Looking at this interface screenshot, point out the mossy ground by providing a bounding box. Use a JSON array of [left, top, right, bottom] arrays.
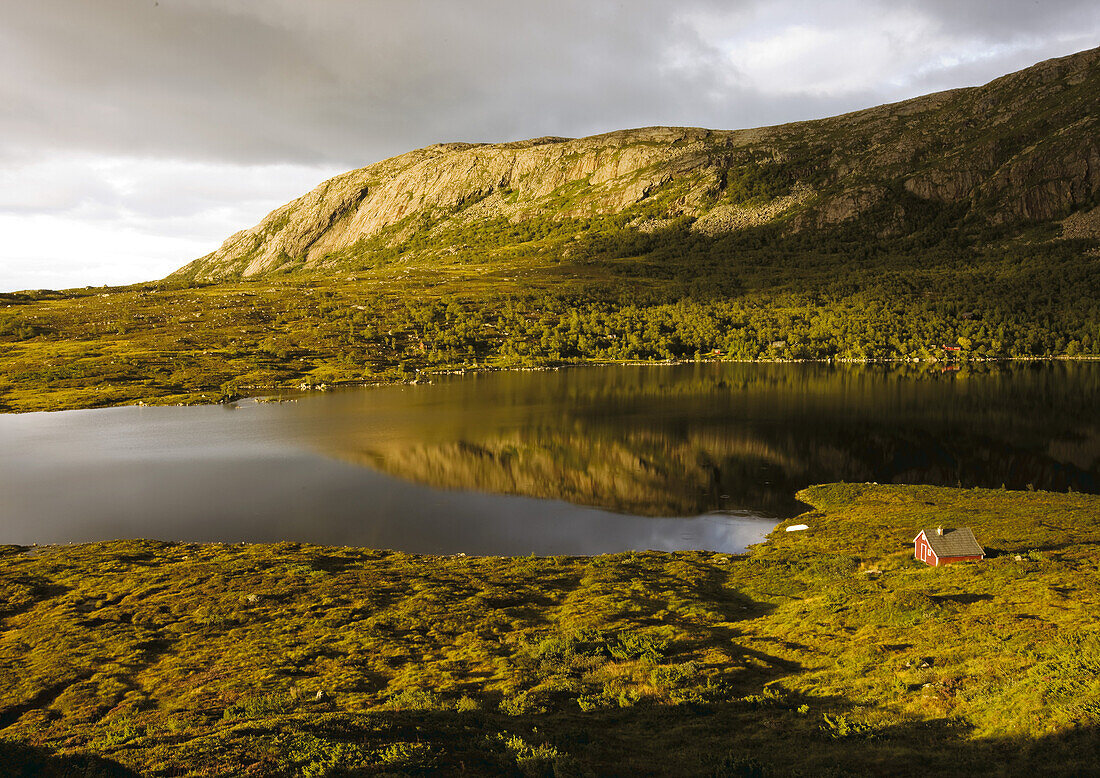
[[2, 485, 1099, 775]]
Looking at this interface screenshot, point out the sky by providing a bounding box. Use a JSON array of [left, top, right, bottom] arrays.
[[1, 0, 1097, 292]]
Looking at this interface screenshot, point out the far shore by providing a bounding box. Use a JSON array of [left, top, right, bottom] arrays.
[[6, 353, 1095, 415]]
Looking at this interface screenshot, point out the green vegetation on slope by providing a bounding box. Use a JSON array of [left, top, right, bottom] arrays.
[[2, 485, 1099, 775], [1, 206, 1098, 413]]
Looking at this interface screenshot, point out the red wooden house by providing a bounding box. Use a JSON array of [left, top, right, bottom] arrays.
[[914, 526, 984, 566]]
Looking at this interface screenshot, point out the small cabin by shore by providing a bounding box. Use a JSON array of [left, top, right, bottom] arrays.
[[914, 526, 984, 566]]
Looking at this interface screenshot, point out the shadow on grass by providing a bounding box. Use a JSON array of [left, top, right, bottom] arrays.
[[198, 703, 1100, 777], [0, 739, 139, 778]]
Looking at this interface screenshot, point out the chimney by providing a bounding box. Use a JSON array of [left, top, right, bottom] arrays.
[[936, 526, 943, 536]]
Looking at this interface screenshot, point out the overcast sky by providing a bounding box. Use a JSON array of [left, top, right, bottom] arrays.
[[1, 0, 1097, 292]]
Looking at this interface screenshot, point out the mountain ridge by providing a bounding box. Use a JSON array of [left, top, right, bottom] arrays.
[[174, 46, 1100, 282]]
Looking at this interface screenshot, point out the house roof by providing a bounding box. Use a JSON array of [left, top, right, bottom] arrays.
[[919, 527, 984, 558]]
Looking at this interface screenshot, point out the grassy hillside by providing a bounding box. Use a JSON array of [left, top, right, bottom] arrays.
[[1, 484, 1098, 775]]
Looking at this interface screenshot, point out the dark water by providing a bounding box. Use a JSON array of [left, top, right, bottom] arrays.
[[1, 362, 1097, 554]]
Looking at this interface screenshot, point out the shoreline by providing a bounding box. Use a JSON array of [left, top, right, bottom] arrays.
[[206, 353, 1100, 412], [0, 481, 1075, 560], [2, 483, 1098, 775], [9, 353, 1095, 416]]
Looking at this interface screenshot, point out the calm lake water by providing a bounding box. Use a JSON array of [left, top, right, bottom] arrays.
[[1, 362, 1097, 554]]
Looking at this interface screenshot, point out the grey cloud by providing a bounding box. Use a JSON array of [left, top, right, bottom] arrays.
[[0, 0, 1096, 171], [2, 0, 731, 166], [902, 0, 1100, 38]]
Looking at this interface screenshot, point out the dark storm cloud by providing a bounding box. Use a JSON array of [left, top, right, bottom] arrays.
[[3, 0, 1092, 171]]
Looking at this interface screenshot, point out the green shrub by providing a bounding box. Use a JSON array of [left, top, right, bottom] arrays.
[[374, 741, 438, 767], [820, 712, 876, 740], [384, 687, 444, 711], [455, 694, 481, 712], [500, 689, 550, 715], [650, 661, 698, 689], [222, 692, 295, 720], [276, 732, 368, 775]]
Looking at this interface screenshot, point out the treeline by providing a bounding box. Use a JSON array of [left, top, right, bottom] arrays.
[[296, 206, 1099, 375], [309, 283, 1095, 378]]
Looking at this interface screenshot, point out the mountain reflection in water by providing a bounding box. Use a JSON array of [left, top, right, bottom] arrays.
[[292, 362, 1100, 517]]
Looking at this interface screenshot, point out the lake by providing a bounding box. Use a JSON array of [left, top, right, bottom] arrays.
[[1, 362, 1097, 554]]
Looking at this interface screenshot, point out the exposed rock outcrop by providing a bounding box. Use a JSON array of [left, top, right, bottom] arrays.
[[174, 47, 1100, 282]]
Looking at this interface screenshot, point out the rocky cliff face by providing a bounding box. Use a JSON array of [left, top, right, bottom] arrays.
[[175, 47, 1100, 281]]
